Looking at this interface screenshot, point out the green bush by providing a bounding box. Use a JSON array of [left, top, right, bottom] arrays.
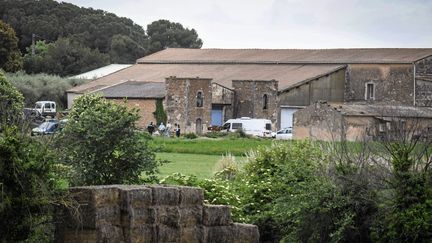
[[205, 131, 228, 138], [57, 94, 160, 185], [184, 132, 198, 139], [371, 141, 432, 242], [0, 72, 24, 125], [0, 126, 64, 242]]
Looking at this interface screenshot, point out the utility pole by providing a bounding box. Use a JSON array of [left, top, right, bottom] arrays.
[[31, 33, 35, 55]]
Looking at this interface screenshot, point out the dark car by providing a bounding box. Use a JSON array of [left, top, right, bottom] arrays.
[[31, 119, 66, 136]]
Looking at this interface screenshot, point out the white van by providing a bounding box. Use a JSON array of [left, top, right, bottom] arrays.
[[35, 101, 56, 117], [222, 117, 273, 137]]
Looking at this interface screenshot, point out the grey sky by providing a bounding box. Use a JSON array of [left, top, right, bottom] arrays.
[[61, 0, 432, 48]]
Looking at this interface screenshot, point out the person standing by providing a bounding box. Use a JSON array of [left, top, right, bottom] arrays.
[[147, 122, 155, 135], [158, 122, 165, 136], [166, 122, 172, 137], [176, 124, 181, 138]]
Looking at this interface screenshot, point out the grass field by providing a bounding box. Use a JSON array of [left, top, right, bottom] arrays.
[[156, 152, 222, 178], [151, 137, 273, 156]]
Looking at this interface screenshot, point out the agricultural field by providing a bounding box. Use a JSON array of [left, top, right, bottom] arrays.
[[152, 136, 274, 178], [150, 136, 273, 156]]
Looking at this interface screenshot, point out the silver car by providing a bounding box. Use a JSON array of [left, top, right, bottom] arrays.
[[275, 127, 293, 140]]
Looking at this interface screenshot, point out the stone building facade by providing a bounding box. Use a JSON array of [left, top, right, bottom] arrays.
[[165, 77, 213, 134], [294, 102, 432, 141], [232, 80, 279, 128], [67, 48, 432, 134]]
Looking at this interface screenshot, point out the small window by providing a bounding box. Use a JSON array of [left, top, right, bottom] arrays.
[[232, 123, 243, 129], [386, 122, 392, 131], [263, 94, 268, 110], [365, 83, 375, 100], [44, 103, 51, 108], [378, 123, 385, 132], [265, 123, 271, 130], [196, 91, 203, 107]]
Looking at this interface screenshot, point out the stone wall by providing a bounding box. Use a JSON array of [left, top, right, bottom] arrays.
[[55, 185, 259, 243], [293, 101, 345, 141], [232, 80, 278, 128], [109, 98, 158, 129], [345, 64, 414, 105], [165, 77, 213, 134], [415, 56, 432, 107]]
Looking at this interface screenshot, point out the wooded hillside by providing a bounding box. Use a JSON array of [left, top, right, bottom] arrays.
[[0, 0, 202, 75]]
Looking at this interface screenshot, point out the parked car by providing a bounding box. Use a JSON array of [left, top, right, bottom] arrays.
[[222, 117, 273, 137], [35, 101, 56, 117], [275, 127, 293, 140], [31, 120, 61, 136]]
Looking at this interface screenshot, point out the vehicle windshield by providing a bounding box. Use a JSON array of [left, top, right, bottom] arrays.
[[35, 103, 42, 109], [38, 122, 55, 130], [222, 123, 230, 130]]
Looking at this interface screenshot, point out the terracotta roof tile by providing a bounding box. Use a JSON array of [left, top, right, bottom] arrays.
[[68, 63, 345, 93], [138, 48, 432, 64]]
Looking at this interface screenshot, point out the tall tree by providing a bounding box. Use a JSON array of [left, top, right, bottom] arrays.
[[0, 20, 22, 72], [147, 19, 203, 54], [0, 0, 148, 63], [23, 38, 109, 76]]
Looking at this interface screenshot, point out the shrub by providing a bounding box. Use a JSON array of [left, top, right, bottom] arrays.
[[371, 140, 432, 242], [184, 132, 198, 139], [56, 94, 160, 185], [0, 126, 63, 242], [227, 129, 251, 139], [0, 72, 24, 126], [205, 131, 228, 138], [213, 153, 240, 180]]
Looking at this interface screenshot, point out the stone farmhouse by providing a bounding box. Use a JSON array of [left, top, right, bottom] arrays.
[[67, 48, 432, 137]]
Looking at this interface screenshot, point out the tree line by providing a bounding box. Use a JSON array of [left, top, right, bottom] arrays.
[[0, 0, 202, 76]]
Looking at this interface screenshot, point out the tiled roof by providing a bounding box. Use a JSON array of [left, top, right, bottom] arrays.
[[93, 81, 165, 99], [68, 63, 345, 93], [138, 48, 432, 64]]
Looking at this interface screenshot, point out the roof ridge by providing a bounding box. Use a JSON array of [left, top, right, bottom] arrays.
[[166, 47, 432, 51]]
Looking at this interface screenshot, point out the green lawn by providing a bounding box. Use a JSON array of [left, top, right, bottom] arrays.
[[151, 137, 273, 156], [156, 152, 222, 179]]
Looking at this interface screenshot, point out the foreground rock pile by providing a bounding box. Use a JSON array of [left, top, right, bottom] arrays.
[[55, 185, 259, 243]]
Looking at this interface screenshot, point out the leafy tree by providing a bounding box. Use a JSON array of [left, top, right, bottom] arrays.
[[0, 0, 148, 62], [372, 139, 432, 242], [0, 20, 22, 72], [0, 76, 62, 241], [23, 38, 110, 76], [0, 126, 61, 242], [109, 34, 147, 64], [147, 19, 203, 54], [0, 72, 24, 125], [57, 94, 160, 185]]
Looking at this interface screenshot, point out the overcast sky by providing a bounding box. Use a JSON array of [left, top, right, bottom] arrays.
[[61, 0, 432, 49]]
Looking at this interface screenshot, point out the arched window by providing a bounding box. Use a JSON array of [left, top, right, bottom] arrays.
[[196, 91, 203, 107], [263, 94, 268, 110]]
